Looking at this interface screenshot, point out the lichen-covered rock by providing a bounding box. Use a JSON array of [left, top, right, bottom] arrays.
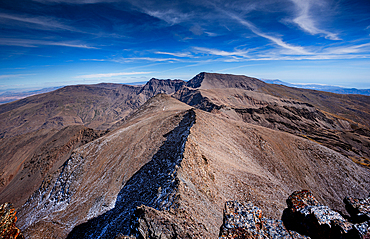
[[283, 190, 361, 239], [286, 190, 320, 212], [219, 201, 308, 239], [0, 203, 24, 239]]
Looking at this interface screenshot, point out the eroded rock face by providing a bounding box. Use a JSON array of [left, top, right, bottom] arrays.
[[0, 203, 24, 239]]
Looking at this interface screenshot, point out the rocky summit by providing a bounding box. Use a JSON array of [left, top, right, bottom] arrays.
[[0, 72, 369, 238]]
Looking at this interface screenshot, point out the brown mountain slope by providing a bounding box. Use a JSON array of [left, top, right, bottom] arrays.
[[16, 94, 370, 238], [184, 72, 370, 128], [0, 79, 186, 138], [260, 83, 370, 129], [0, 125, 105, 208], [174, 72, 370, 166]]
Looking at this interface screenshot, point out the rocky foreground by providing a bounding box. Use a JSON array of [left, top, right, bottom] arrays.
[[220, 190, 370, 239], [4, 190, 370, 238]]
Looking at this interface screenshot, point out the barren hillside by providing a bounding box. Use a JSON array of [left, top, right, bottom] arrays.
[[0, 72, 369, 238]]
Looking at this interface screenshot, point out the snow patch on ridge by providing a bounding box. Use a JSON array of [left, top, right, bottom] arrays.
[[18, 153, 85, 229]]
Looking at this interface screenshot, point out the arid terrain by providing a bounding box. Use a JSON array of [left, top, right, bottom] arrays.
[[1, 72, 370, 238]]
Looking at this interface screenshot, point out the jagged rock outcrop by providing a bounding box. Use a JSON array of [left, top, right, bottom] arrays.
[[0, 203, 24, 239], [138, 78, 185, 98], [220, 191, 370, 239], [282, 190, 358, 238], [219, 200, 309, 239]]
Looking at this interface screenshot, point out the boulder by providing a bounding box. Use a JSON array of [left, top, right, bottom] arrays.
[[283, 190, 364, 239], [219, 201, 308, 238]]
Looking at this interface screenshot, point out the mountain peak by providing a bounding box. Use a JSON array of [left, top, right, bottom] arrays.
[[186, 72, 266, 90], [138, 78, 185, 97]]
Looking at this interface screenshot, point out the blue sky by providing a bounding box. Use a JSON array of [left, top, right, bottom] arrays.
[[1, 0, 370, 90]]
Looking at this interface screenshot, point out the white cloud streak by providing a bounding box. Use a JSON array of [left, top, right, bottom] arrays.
[[324, 43, 370, 55], [214, 7, 311, 55], [112, 57, 183, 63], [0, 38, 97, 49], [145, 9, 192, 25], [154, 51, 192, 57], [0, 74, 31, 79], [0, 13, 80, 32], [234, 16, 310, 54], [191, 41, 370, 62], [194, 47, 250, 58], [290, 0, 340, 40], [75, 72, 151, 79]]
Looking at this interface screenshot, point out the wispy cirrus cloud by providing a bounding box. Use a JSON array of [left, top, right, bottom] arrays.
[[112, 57, 184, 63], [324, 42, 370, 55], [0, 13, 80, 32], [0, 74, 33, 79], [290, 0, 340, 40], [154, 51, 192, 57], [145, 9, 192, 25], [75, 71, 151, 79], [194, 47, 250, 58], [230, 14, 310, 55], [191, 41, 370, 62], [0, 38, 98, 49]]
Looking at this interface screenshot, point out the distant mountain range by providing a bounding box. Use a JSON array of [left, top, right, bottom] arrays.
[[1, 79, 368, 105], [261, 79, 370, 96], [0, 86, 63, 104], [0, 82, 148, 105]]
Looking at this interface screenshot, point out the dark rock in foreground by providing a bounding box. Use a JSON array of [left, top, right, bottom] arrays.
[[219, 200, 308, 239], [283, 190, 357, 238], [220, 190, 370, 239], [344, 195, 370, 222]]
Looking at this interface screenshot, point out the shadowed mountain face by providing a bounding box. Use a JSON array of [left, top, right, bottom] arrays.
[[0, 72, 370, 238]]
